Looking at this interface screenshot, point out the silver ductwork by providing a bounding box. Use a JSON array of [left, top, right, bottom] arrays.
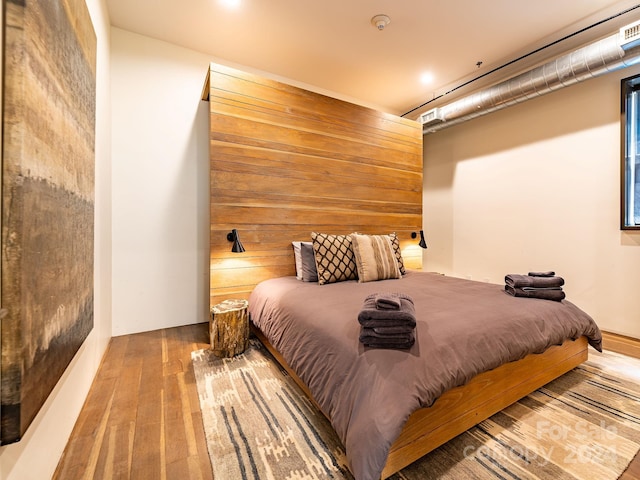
[[421, 20, 640, 134]]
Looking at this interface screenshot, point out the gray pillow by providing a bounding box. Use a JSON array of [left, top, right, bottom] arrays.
[[292, 241, 318, 281]]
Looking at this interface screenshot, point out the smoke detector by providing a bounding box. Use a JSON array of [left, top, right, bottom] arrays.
[[371, 14, 391, 31]]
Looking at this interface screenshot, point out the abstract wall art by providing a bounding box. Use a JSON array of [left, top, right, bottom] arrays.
[[1, 0, 96, 444]]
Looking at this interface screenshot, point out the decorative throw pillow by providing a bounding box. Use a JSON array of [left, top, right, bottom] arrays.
[[300, 241, 318, 282], [351, 234, 401, 283], [388, 232, 406, 275], [292, 241, 304, 280], [311, 232, 358, 285], [292, 241, 318, 281]]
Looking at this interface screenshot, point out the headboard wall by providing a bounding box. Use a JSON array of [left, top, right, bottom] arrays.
[[202, 63, 423, 307]]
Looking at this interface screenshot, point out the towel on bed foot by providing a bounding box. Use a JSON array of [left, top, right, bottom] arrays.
[[360, 328, 415, 349], [374, 293, 401, 310], [528, 271, 555, 277], [362, 339, 415, 349], [358, 294, 416, 328], [505, 273, 564, 288], [372, 325, 415, 335], [373, 292, 414, 310], [360, 327, 413, 341], [505, 285, 566, 301]]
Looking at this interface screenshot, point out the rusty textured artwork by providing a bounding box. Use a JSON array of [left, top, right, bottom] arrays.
[[1, 0, 96, 444]]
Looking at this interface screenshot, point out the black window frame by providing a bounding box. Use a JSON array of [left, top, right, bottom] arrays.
[[621, 73, 640, 230]]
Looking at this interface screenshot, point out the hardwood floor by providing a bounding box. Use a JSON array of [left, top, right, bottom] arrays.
[[53, 324, 213, 480], [55, 323, 640, 479]]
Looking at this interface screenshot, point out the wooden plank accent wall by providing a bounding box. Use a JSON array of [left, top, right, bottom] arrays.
[[203, 63, 424, 307]]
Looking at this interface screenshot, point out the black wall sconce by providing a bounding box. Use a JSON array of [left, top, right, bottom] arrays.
[[411, 230, 427, 249], [227, 229, 245, 253]]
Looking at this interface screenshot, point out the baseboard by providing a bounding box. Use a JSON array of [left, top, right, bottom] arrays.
[[601, 330, 640, 359]]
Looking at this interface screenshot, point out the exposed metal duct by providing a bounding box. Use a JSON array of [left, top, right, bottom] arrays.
[[421, 20, 640, 134]]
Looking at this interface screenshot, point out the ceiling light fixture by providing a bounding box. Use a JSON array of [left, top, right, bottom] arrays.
[[371, 14, 390, 31], [420, 72, 434, 85], [219, 0, 241, 9]]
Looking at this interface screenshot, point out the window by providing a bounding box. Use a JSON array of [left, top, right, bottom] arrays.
[[622, 74, 640, 229]]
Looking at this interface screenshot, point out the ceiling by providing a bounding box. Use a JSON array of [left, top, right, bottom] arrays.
[[106, 0, 640, 118]]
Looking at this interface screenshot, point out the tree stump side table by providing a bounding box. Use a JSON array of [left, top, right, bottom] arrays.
[[210, 299, 249, 358]]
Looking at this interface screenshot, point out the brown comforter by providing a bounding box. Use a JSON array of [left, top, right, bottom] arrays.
[[248, 271, 602, 480]]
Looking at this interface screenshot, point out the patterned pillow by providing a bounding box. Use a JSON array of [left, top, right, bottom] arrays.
[[388, 232, 406, 275], [311, 232, 358, 285], [351, 232, 406, 275], [351, 234, 401, 283]]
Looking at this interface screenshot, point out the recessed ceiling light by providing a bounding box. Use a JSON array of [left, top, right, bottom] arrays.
[[420, 72, 434, 84], [220, 0, 241, 8]]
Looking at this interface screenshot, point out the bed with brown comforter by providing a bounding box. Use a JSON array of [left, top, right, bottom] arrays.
[[248, 270, 602, 480]]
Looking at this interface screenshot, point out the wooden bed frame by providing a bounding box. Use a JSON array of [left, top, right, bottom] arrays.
[[252, 325, 588, 479]]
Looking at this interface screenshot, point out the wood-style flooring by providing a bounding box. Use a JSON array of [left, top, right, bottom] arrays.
[[55, 322, 640, 479], [53, 323, 213, 480]]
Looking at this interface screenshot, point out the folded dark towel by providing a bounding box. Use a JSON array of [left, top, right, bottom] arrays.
[[367, 293, 413, 310], [361, 328, 415, 349], [505, 285, 566, 301], [358, 295, 416, 328], [372, 325, 415, 335], [528, 271, 555, 277], [360, 327, 414, 341], [363, 339, 415, 350], [374, 293, 401, 310], [505, 274, 564, 288]]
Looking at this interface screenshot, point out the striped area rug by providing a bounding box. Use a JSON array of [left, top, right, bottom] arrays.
[[191, 340, 640, 480]]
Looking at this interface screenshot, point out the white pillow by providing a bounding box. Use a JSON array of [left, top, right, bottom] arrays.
[[292, 242, 303, 280]]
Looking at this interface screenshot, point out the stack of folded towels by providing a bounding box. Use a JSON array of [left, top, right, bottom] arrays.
[[357, 293, 416, 349], [504, 271, 565, 301]]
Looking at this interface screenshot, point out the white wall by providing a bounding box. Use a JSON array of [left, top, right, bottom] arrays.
[[108, 27, 392, 337], [110, 28, 212, 336], [424, 65, 640, 340], [0, 0, 113, 478]]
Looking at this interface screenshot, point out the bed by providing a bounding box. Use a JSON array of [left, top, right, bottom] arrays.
[[248, 270, 602, 480], [204, 64, 602, 480]]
